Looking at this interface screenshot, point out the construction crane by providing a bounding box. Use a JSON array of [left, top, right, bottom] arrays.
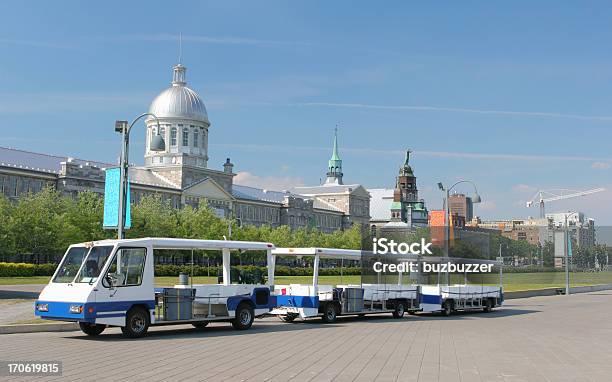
[[526, 188, 605, 218]]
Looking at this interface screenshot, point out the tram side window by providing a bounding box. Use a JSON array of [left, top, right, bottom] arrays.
[[103, 248, 147, 287]]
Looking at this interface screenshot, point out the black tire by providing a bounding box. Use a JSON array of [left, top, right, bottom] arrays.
[[79, 322, 106, 336], [483, 299, 493, 313], [232, 303, 254, 330], [392, 301, 406, 318], [321, 303, 337, 323], [121, 307, 150, 338], [441, 301, 453, 317], [279, 313, 298, 322], [192, 322, 209, 328]]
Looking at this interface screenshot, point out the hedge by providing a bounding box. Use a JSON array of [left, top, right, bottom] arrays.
[[2, 262, 589, 279], [0, 263, 57, 277], [0, 263, 362, 278], [154, 265, 362, 277], [500, 266, 563, 273]]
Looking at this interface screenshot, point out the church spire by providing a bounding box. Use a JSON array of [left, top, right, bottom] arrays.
[[325, 126, 343, 185], [331, 126, 340, 161]]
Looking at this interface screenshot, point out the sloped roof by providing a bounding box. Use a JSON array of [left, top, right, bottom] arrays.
[[0, 146, 111, 174], [129, 168, 180, 190], [233, 184, 345, 214], [0, 147, 178, 190], [294, 183, 363, 195], [312, 197, 344, 213], [232, 184, 291, 204], [368, 188, 393, 221]]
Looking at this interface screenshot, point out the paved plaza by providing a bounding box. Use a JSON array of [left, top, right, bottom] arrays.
[[1, 292, 611, 381]]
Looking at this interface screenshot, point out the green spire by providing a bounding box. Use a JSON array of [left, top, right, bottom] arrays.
[[330, 127, 340, 161], [325, 126, 343, 185]]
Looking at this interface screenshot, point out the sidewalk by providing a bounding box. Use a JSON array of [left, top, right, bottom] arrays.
[[0, 299, 36, 325], [0, 284, 45, 299]]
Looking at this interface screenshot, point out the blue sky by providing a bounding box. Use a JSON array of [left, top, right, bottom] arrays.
[[1, 1, 611, 223]]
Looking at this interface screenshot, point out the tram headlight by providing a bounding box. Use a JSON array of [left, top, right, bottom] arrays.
[[69, 305, 83, 314], [36, 303, 49, 312]]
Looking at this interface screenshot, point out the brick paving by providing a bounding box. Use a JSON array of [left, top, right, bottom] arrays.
[[1, 292, 611, 381]]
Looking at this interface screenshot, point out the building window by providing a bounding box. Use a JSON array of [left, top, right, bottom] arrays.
[[201, 128, 206, 148], [159, 126, 166, 150], [193, 127, 199, 147], [170, 127, 177, 146], [182, 128, 189, 147]]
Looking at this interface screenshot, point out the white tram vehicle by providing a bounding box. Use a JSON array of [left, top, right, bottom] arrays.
[[418, 256, 504, 316], [35, 238, 275, 337], [269, 247, 421, 323]]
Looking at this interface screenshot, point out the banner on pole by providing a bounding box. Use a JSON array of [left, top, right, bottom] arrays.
[[103, 167, 131, 229]]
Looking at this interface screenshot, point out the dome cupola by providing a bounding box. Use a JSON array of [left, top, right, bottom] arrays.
[[148, 64, 210, 125], [145, 63, 211, 169]]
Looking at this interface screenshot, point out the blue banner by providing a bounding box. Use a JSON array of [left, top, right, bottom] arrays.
[[103, 167, 131, 229]]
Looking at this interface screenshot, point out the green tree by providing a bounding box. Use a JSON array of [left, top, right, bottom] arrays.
[[129, 194, 180, 238], [61, 191, 111, 245], [0, 195, 14, 258], [176, 202, 227, 240], [9, 187, 67, 257]]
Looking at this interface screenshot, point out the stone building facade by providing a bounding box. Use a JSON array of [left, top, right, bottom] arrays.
[[292, 129, 371, 228], [0, 62, 367, 233]]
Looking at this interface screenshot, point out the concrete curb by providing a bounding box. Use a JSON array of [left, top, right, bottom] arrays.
[[505, 283, 612, 299], [0, 322, 79, 335]]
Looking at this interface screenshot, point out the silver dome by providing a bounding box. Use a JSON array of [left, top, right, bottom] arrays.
[[148, 64, 210, 125]]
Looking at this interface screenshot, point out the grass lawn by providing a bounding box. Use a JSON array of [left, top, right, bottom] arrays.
[[1, 273, 611, 292], [0, 276, 51, 285]]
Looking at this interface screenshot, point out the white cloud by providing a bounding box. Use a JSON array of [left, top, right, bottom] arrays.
[[213, 142, 612, 163], [234, 171, 305, 191], [591, 161, 611, 170], [127, 33, 312, 47], [0, 92, 149, 114], [513, 184, 535, 192], [288, 102, 612, 122]]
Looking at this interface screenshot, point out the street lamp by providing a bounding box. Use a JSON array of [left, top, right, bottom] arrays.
[[115, 113, 165, 239], [438, 180, 482, 257]]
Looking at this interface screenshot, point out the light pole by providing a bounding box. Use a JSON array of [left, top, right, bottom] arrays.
[[115, 113, 165, 240], [564, 213, 570, 295], [437, 180, 482, 257]]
